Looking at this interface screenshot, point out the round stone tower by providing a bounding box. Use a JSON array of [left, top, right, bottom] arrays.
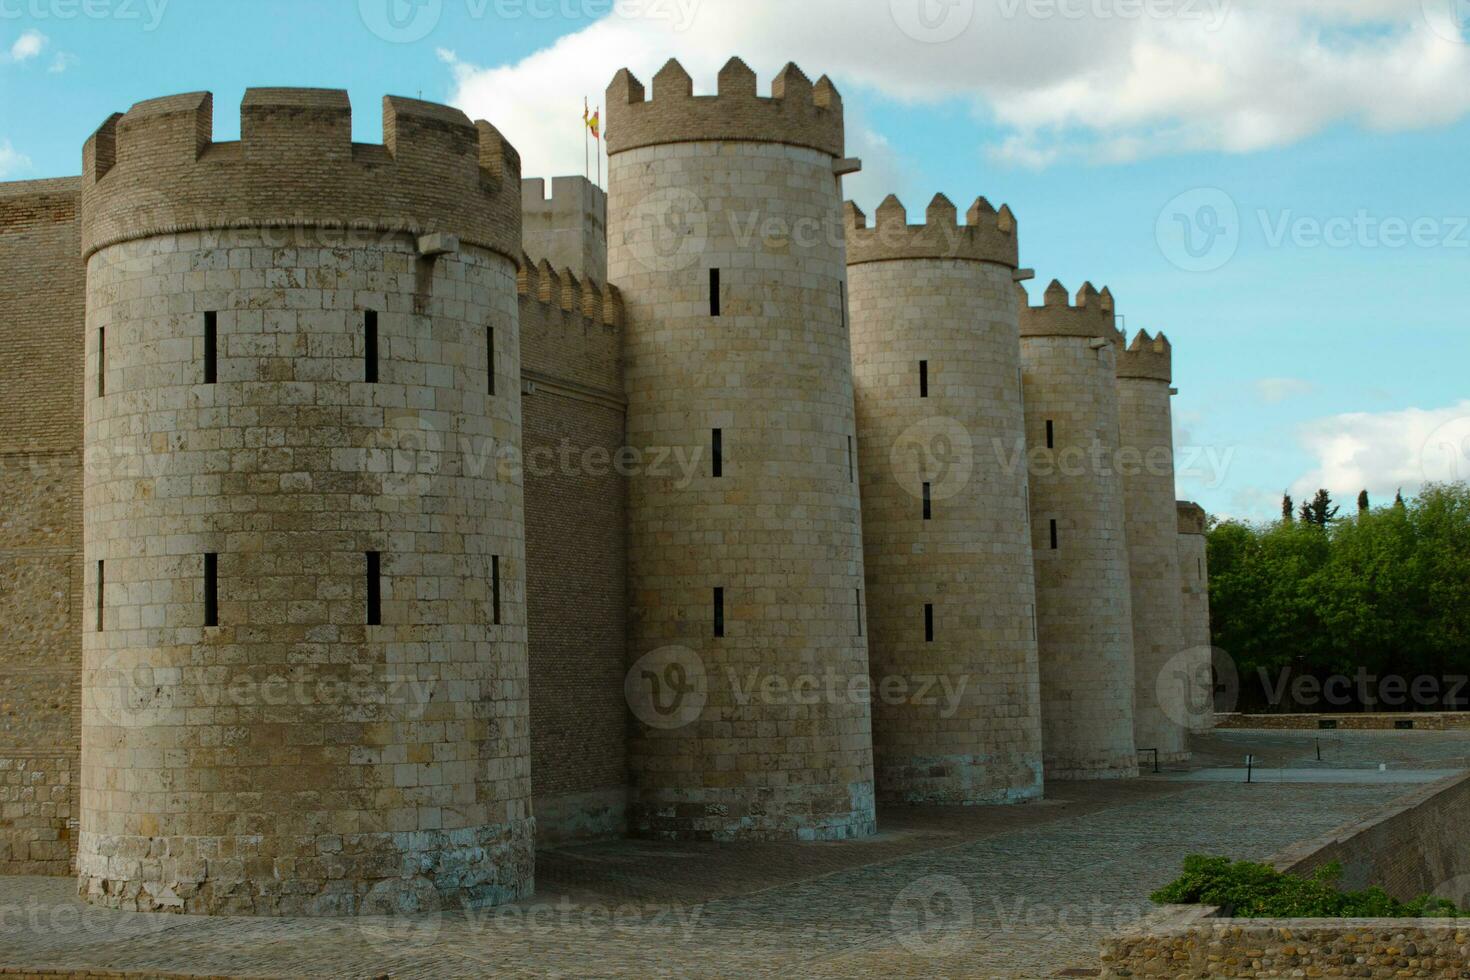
[[1019, 281, 1139, 779], [1176, 501, 1214, 731], [1116, 330, 1190, 763], [606, 58, 875, 840], [79, 89, 534, 914], [846, 193, 1043, 804]]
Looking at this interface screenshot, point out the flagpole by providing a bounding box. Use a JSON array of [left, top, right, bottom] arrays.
[[584, 97, 590, 182]]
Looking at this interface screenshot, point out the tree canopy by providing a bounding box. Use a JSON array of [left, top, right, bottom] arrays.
[[1207, 482, 1470, 712]]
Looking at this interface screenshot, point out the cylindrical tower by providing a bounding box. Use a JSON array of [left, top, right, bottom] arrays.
[[1176, 501, 1214, 731], [606, 58, 875, 840], [846, 193, 1043, 804], [1019, 281, 1139, 779], [79, 89, 534, 914], [1117, 330, 1190, 762]]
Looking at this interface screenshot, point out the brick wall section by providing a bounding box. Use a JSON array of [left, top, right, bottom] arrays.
[[0, 178, 85, 876], [1019, 283, 1139, 779], [517, 260, 630, 843], [848, 194, 1043, 805]]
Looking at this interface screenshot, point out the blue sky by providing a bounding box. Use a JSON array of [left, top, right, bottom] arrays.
[[2, 0, 1467, 521]]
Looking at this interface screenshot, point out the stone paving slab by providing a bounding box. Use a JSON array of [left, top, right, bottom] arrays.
[[4, 731, 1468, 979]]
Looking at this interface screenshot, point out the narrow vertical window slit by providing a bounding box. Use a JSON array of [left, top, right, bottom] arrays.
[[366, 551, 381, 625], [204, 552, 218, 627], [364, 311, 379, 383]]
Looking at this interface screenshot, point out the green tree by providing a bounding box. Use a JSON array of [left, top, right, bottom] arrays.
[[1299, 488, 1340, 527], [1207, 483, 1470, 713], [1358, 489, 1370, 514], [1282, 492, 1294, 523]]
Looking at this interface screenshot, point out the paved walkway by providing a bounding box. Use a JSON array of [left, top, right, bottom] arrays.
[[3, 730, 1467, 979]]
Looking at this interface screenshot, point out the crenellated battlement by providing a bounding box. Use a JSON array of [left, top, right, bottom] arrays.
[[517, 256, 623, 330], [521, 175, 607, 283], [1019, 279, 1120, 340], [845, 193, 1017, 268], [80, 88, 521, 261], [605, 57, 844, 158], [1116, 329, 1173, 382], [1177, 501, 1207, 535]]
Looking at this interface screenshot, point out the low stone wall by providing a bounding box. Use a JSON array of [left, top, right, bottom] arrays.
[[1215, 712, 1470, 731], [1272, 772, 1470, 901], [1102, 907, 1470, 978], [1102, 774, 1470, 977]]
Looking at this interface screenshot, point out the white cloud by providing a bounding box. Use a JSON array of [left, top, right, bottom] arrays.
[[1254, 378, 1317, 404], [49, 51, 78, 73], [1290, 400, 1470, 504], [8, 29, 46, 62], [0, 141, 30, 179], [437, 0, 1470, 183]]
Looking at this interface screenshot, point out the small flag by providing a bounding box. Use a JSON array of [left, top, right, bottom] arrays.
[[587, 107, 600, 140]]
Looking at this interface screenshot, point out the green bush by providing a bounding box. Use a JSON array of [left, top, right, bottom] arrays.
[[1150, 855, 1464, 918]]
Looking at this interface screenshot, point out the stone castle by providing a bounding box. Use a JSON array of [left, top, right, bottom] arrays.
[[0, 58, 1213, 915]]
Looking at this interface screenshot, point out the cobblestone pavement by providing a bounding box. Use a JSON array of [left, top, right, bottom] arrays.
[[3, 730, 1467, 979]]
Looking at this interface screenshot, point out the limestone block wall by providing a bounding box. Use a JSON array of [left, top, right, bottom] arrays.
[[847, 193, 1043, 804], [521, 177, 607, 284], [77, 89, 533, 916], [0, 178, 85, 875], [1117, 331, 1189, 763], [1177, 501, 1214, 731], [607, 58, 875, 841], [517, 260, 630, 843], [1019, 282, 1138, 779]]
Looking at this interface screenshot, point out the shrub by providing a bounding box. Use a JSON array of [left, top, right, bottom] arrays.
[[1150, 855, 1464, 918]]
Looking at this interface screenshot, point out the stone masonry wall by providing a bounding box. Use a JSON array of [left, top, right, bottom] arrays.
[[1118, 336, 1189, 763], [607, 91, 875, 840], [1019, 286, 1138, 779], [517, 260, 629, 843], [1178, 501, 1214, 731], [1273, 772, 1470, 903], [849, 227, 1043, 804], [1102, 907, 1470, 978], [521, 178, 607, 284], [0, 178, 85, 875], [80, 228, 533, 915]]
